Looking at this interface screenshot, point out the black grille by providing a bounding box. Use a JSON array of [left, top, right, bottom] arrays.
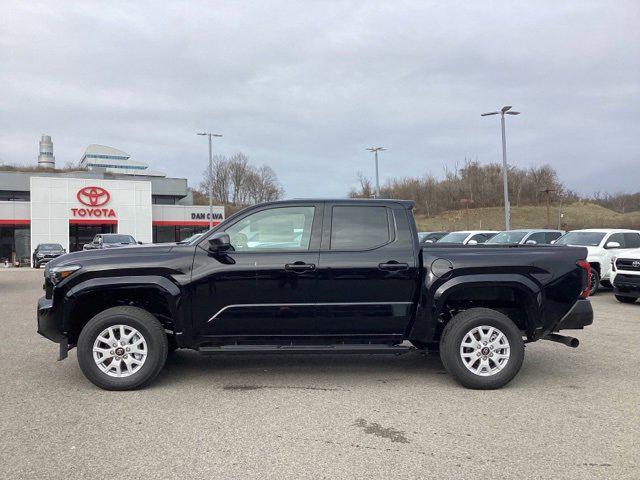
[[616, 258, 640, 272]]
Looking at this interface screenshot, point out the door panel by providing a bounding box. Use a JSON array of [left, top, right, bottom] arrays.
[[191, 203, 323, 340], [315, 204, 418, 335]]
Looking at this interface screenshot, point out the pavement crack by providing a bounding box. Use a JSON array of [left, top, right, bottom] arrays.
[[222, 384, 342, 392]]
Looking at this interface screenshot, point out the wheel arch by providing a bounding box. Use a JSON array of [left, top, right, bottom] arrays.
[[62, 276, 183, 346], [432, 275, 541, 340]]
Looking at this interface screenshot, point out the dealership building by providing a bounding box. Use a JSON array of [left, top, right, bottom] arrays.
[[0, 138, 224, 264]]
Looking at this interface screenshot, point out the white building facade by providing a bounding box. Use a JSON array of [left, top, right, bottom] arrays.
[[0, 172, 224, 265]]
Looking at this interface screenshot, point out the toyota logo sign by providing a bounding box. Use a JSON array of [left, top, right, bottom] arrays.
[[633, 260, 640, 268], [77, 186, 110, 207]]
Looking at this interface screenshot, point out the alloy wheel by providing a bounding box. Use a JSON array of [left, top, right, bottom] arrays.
[[92, 324, 148, 377], [459, 325, 510, 376]]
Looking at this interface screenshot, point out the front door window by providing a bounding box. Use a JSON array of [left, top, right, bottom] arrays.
[[226, 206, 315, 251]]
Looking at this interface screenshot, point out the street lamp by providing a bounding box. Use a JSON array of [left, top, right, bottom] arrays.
[[197, 132, 223, 229], [481, 106, 520, 230], [366, 147, 386, 198]]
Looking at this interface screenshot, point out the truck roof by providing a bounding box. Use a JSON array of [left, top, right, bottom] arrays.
[[280, 198, 416, 208]]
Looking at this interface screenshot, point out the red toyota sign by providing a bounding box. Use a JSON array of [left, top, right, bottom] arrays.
[[72, 186, 116, 219], [77, 186, 110, 207]]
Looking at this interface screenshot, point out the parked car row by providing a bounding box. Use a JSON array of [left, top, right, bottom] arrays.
[[418, 229, 564, 246]]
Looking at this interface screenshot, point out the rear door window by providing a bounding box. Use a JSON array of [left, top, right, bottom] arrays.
[[330, 206, 391, 250]]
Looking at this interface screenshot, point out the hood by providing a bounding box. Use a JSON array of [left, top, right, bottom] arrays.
[[47, 243, 177, 268]]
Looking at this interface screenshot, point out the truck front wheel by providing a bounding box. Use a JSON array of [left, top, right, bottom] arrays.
[[77, 306, 168, 390], [439, 308, 525, 389]]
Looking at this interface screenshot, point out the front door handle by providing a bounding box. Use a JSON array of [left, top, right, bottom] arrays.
[[378, 261, 409, 271], [285, 262, 316, 273]]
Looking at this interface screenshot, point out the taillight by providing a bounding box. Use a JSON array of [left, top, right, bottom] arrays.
[[577, 260, 591, 298]]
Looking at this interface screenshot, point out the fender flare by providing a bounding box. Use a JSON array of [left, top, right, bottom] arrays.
[[433, 274, 542, 334], [62, 275, 183, 339]]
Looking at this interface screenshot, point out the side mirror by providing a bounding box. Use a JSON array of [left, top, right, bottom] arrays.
[[605, 241, 621, 249], [467, 239, 478, 246], [425, 239, 434, 244], [208, 232, 232, 254], [525, 240, 537, 245], [137, 241, 143, 245]]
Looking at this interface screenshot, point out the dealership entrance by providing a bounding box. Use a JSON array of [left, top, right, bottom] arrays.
[[69, 222, 116, 252]]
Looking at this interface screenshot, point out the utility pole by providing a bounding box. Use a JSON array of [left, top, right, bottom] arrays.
[[366, 147, 386, 198], [541, 187, 555, 229], [481, 106, 520, 230], [197, 132, 223, 229]]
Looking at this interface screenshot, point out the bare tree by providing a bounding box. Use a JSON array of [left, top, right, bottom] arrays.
[[198, 152, 283, 207]]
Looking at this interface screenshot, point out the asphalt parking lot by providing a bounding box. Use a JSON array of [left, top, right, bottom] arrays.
[[1, 269, 638, 479]]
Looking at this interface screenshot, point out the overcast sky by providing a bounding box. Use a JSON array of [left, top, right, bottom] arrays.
[[1, 1, 638, 198]]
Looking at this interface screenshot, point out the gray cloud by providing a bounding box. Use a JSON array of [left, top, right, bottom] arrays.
[[1, 0, 638, 197]]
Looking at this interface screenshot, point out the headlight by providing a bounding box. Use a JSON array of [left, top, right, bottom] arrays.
[[49, 265, 81, 285], [37, 253, 44, 257]]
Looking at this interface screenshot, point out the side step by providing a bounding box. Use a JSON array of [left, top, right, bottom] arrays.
[[198, 344, 414, 355]]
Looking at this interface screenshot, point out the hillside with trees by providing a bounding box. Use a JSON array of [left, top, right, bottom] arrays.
[[349, 160, 640, 229]]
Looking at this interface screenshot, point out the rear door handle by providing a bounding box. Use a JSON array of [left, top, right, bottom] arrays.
[[378, 261, 409, 271], [285, 262, 316, 272]]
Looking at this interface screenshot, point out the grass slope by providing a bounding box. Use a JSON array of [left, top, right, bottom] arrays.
[[415, 202, 640, 232]]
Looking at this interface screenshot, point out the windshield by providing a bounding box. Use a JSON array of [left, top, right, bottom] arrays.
[[437, 232, 469, 244], [103, 235, 135, 244], [555, 232, 606, 247], [39, 243, 63, 250], [486, 231, 528, 244]]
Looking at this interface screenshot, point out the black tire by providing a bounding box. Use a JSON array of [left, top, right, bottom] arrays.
[[77, 306, 168, 390], [439, 308, 525, 390], [615, 295, 637, 304], [589, 269, 600, 296]]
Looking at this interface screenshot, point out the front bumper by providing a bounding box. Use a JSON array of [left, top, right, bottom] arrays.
[[37, 296, 69, 360], [613, 273, 640, 297], [37, 296, 64, 343], [554, 299, 593, 330]]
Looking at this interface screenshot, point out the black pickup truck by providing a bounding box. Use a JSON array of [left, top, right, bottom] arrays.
[[37, 199, 593, 390]]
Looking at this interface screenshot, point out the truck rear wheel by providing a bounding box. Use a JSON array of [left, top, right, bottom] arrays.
[[439, 308, 525, 389], [77, 306, 168, 390]]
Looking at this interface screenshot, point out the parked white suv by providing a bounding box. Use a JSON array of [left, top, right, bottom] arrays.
[[611, 249, 640, 304], [555, 229, 640, 294]]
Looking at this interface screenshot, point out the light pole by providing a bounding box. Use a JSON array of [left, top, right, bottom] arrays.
[[366, 147, 385, 198], [481, 106, 520, 230], [197, 132, 223, 229]]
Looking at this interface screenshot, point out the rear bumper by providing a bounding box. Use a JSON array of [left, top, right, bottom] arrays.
[[554, 299, 593, 330]]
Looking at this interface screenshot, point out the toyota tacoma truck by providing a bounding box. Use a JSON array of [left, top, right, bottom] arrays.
[[37, 199, 593, 391], [611, 249, 640, 304]]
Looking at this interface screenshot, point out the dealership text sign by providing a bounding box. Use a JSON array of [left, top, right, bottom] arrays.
[[191, 212, 223, 220], [72, 186, 116, 218]]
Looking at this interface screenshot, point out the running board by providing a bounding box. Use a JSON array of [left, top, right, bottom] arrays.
[[198, 344, 414, 355]]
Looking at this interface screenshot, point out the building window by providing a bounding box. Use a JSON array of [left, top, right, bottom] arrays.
[[0, 191, 30, 201], [0, 226, 30, 265], [152, 196, 177, 205]]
